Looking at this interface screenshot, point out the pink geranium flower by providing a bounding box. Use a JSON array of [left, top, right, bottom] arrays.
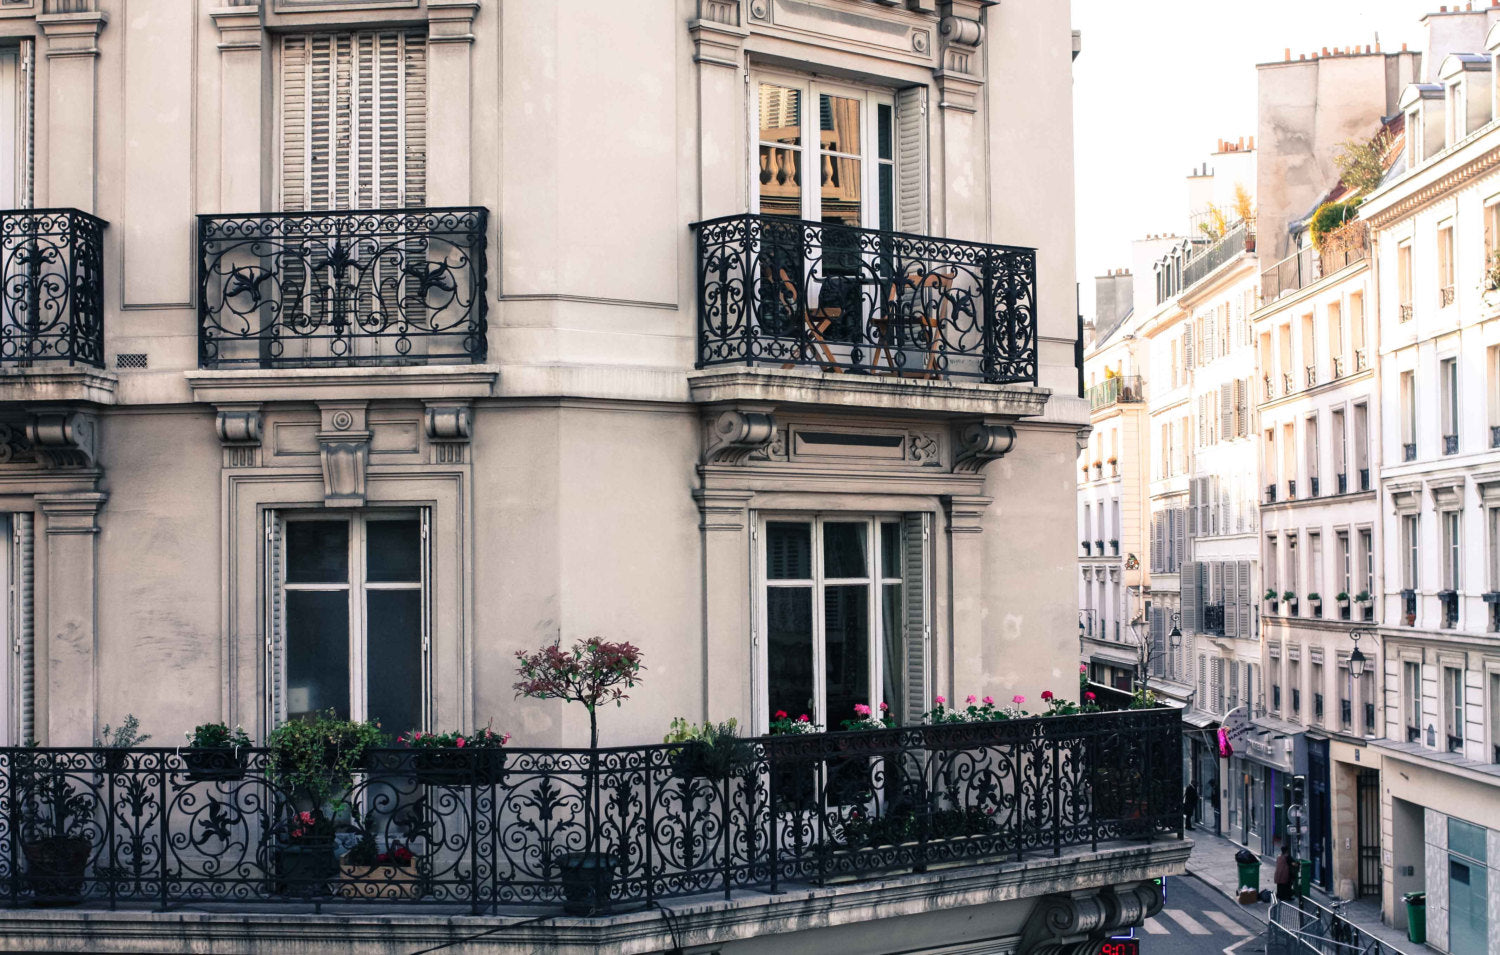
[[1012, 695, 1026, 705], [934, 695, 946, 705], [455, 737, 466, 748], [1079, 664, 1087, 674], [983, 696, 994, 705], [878, 702, 889, 711], [797, 714, 809, 722], [1085, 691, 1096, 701], [853, 703, 871, 716], [1041, 690, 1054, 701], [966, 694, 978, 705]]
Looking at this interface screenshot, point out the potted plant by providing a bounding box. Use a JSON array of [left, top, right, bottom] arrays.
[[277, 809, 338, 897], [1336, 592, 1350, 607], [16, 756, 95, 905], [515, 636, 645, 915], [267, 710, 385, 810], [338, 826, 419, 900], [1265, 588, 1279, 610], [398, 724, 510, 787], [95, 715, 150, 773], [1282, 590, 1298, 613], [1307, 592, 1322, 616], [1107, 456, 1118, 474], [182, 722, 252, 781], [663, 717, 752, 781]]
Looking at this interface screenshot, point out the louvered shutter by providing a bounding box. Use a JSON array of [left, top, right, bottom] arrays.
[[1238, 559, 1252, 637], [1220, 384, 1233, 445], [1198, 655, 1208, 700], [1197, 395, 1206, 447], [1212, 657, 1224, 711], [1188, 479, 1199, 537], [1229, 661, 1240, 708], [1210, 475, 1221, 534], [894, 86, 927, 233], [11, 513, 32, 744], [1183, 327, 1194, 367], [281, 31, 427, 212], [902, 512, 930, 725], [265, 511, 284, 733], [1174, 507, 1187, 570], [1225, 561, 1240, 638], [1183, 560, 1201, 633], [1205, 314, 1217, 364]]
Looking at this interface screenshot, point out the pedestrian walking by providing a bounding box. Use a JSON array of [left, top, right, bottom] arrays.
[[1274, 844, 1296, 901], [1183, 782, 1198, 830]]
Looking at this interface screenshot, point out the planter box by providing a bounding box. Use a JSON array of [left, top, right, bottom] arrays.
[[560, 852, 615, 915], [337, 861, 421, 900], [408, 748, 506, 787], [22, 836, 91, 906], [275, 841, 338, 897], [182, 748, 248, 781]]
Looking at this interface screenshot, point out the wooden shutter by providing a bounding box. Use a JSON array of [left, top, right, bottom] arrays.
[[901, 512, 930, 725], [1238, 559, 1252, 638], [1174, 507, 1186, 570], [265, 511, 284, 734], [11, 513, 32, 744], [1183, 327, 1193, 367], [1224, 561, 1240, 637], [1220, 384, 1233, 444], [281, 31, 427, 212], [1151, 514, 1163, 572], [894, 86, 927, 233], [1182, 560, 1201, 633]]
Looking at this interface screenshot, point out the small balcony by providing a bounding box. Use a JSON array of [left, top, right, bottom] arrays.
[[1305, 364, 1316, 388], [0, 209, 107, 369], [1443, 434, 1459, 455], [1407, 725, 1421, 743], [1359, 468, 1370, 491], [1447, 733, 1464, 754], [1287, 479, 1297, 499], [1402, 443, 1416, 462], [1087, 375, 1144, 410], [1337, 472, 1347, 494], [1309, 476, 1319, 497], [1399, 303, 1413, 322], [0, 710, 1180, 912], [1354, 348, 1368, 371], [1203, 604, 1225, 635], [1439, 589, 1458, 628], [197, 208, 489, 369], [692, 215, 1037, 384], [1265, 483, 1277, 503], [1364, 703, 1376, 733]]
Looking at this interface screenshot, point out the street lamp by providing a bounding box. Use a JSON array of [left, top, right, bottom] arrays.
[[1349, 628, 1369, 679], [1168, 610, 1183, 647]]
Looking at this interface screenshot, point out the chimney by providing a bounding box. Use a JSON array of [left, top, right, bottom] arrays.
[[1402, 42, 1408, 51], [1284, 47, 1291, 61]]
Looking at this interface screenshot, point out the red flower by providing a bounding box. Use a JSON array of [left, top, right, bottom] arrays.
[[1041, 690, 1054, 701], [393, 845, 414, 865], [797, 714, 809, 722], [375, 852, 390, 865], [1085, 691, 1096, 701], [774, 710, 787, 720]]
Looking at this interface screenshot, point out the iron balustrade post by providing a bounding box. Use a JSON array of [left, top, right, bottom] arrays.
[[157, 753, 168, 910], [743, 216, 756, 369], [721, 767, 731, 900], [766, 743, 780, 894], [5, 752, 16, 905], [105, 751, 117, 910], [469, 767, 480, 915], [1051, 731, 1061, 858]]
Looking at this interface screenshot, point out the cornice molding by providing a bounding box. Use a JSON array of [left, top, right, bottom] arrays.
[[1368, 144, 1500, 228]]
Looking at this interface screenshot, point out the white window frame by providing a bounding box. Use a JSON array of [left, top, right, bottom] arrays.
[[752, 513, 919, 735], [1444, 665, 1465, 748], [1443, 509, 1462, 591], [270, 508, 431, 732]]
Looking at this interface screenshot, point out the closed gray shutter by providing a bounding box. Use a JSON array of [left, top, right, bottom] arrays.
[[1151, 514, 1163, 572], [281, 30, 427, 212], [1174, 507, 1187, 570], [1183, 560, 1201, 633], [13, 513, 32, 744], [1237, 378, 1250, 437], [265, 511, 283, 733], [1229, 660, 1240, 708], [1225, 561, 1240, 637], [894, 86, 927, 233], [1238, 560, 1252, 637], [902, 512, 930, 725], [1211, 657, 1224, 712], [1188, 479, 1199, 536]]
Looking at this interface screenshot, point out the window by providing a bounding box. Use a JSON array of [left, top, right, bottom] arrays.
[[1448, 82, 1466, 142], [1339, 657, 1353, 729], [1405, 661, 1423, 742], [1352, 403, 1368, 483], [1397, 240, 1413, 316], [1403, 514, 1421, 590], [1308, 531, 1323, 612], [1444, 510, 1463, 592], [1490, 346, 1500, 447], [1359, 528, 1374, 603], [1312, 660, 1324, 723], [1438, 221, 1456, 305], [1327, 301, 1344, 376], [1360, 668, 1377, 735], [0, 514, 33, 747], [1337, 531, 1352, 613], [1332, 408, 1347, 486], [1487, 201, 1500, 271], [1444, 666, 1465, 752], [271, 511, 429, 734], [755, 78, 901, 230], [1301, 312, 1315, 386], [1490, 673, 1500, 762], [1306, 415, 1320, 492], [0, 44, 33, 210], [1400, 371, 1416, 458], [1350, 291, 1366, 367], [1290, 655, 1301, 715], [760, 515, 926, 729], [280, 32, 427, 211], [1441, 357, 1459, 452], [1446, 817, 1490, 955]]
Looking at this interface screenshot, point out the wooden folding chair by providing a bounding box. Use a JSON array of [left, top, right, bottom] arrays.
[[769, 266, 842, 371], [873, 268, 955, 378]]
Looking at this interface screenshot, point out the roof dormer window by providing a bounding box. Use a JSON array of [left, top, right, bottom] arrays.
[[1408, 109, 1423, 166], [1449, 81, 1466, 142]]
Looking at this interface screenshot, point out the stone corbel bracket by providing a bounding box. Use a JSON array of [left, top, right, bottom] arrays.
[[702, 406, 777, 465], [953, 418, 1015, 473], [209, 4, 261, 52], [691, 0, 747, 67], [424, 400, 473, 465], [935, 0, 985, 112], [26, 408, 98, 469], [317, 402, 370, 508], [1018, 881, 1165, 955], [428, 0, 480, 45], [214, 404, 263, 469]]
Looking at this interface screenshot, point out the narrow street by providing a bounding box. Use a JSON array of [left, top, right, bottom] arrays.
[[1135, 875, 1266, 955]]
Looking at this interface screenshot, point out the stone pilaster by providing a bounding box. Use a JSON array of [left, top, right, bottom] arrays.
[[944, 494, 990, 700], [210, 4, 265, 211], [426, 1, 479, 206], [696, 487, 754, 726], [35, 491, 106, 746], [36, 8, 106, 212], [691, 0, 747, 219]]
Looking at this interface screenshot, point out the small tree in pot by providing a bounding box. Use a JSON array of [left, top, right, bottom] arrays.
[[515, 636, 644, 914]]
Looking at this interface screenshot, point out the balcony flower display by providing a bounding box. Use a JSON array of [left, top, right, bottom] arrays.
[[338, 823, 418, 901], [663, 717, 752, 780], [1336, 592, 1350, 606], [266, 711, 385, 810], [183, 721, 252, 780], [769, 711, 818, 735], [515, 636, 644, 915], [398, 724, 510, 786], [840, 703, 895, 732]]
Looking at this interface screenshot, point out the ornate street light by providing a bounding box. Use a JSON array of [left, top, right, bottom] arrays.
[[1349, 628, 1370, 679], [1168, 610, 1183, 647]]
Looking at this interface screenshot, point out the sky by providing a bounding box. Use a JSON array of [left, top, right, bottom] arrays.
[[1071, 0, 1436, 321]]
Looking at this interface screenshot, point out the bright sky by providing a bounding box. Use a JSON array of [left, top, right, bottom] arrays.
[[1072, 0, 1435, 320]]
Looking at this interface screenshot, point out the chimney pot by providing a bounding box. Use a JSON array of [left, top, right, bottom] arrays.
[[1284, 47, 1291, 61], [1322, 47, 1329, 56], [1300, 53, 1306, 60], [1402, 43, 1408, 51]]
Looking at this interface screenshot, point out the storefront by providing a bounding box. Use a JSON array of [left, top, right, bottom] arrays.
[[1239, 717, 1307, 856]]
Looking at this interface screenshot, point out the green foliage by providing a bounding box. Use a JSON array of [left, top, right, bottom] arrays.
[[186, 722, 251, 749], [1307, 592, 1321, 602], [95, 715, 150, 748], [664, 718, 752, 780], [1282, 591, 1296, 602], [267, 710, 385, 806], [1332, 132, 1391, 197], [398, 723, 509, 749], [1127, 686, 1159, 709], [1355, 590, 1372, 603], [839, 806, 997, 850], [1265, 589, 1278, 601], [1309, 201, 1359, 247], [1336, 592, 1350, 603]]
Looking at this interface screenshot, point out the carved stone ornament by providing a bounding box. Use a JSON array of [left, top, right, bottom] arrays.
[[424, 403, 472, 443], [1017, 881, 1165, 955], [953, 420, 1015, 473], [747, 426, 788, 463], [0, 421, 36, 465], [215, 408, 262, 446], [908, 431, 942, 466], [317, 402, 370, 507], [935, 0, 986, 112], [703, 408, 777, 465], [25, 409, 97, 469]]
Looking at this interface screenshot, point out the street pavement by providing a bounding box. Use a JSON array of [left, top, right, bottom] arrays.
[[1129, 872, 1267, 954]]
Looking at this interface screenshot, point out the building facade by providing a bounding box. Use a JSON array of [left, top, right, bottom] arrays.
[[0, 1, 1186, 952]]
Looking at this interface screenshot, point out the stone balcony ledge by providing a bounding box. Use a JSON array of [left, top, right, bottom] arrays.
[[0, 367, 117, 406], [688, 367, 1051, 418], [185, 364, 500, 405]]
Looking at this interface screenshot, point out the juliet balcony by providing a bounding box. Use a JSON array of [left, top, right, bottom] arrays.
[[0, 709, 1179, 915], [0, 209, 106, 369], [1088, 375, 1144, 411], [197, 208, 488, 369], [691, 215, 1038, 385]]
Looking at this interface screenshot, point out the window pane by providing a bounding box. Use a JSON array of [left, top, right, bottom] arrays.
[[880, 522, 900, 579], [821, 156, 861, 228], [759, 84, 801, 219], [824, 584, 870, 725], [1449, 817, 1486, 862], [881, 581, 902, 719], [286, 521, 348, 584], [367, 518, 421, 583], [824, 521, 867, 578], [766, 522, 812, 580], [767, 587, 814, 721], [367, 589, 422, 735], [286, 590, 349, 720], [878, 162, 893, 232], [876, 103, 892, 160], [820, 94, 861, 226]]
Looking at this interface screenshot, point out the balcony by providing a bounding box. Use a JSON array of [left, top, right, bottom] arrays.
[[1399, 304, 1413, 322], [1337, 472, 1347, 494], [1265, 483, 1277, 503], [0, 209, 106, 369], [1447, 733, 1464, 754], [1359, 468, 1370, 491], [1331, 356, 1344, 379], [1354, 348, 1368, 371], [1309, 476, 1319, 497], [1439, 590, 1458, 628], [0, 710, 1179, 912], [1258, 223, 1367, 301], [1179, 222, 1253, 293], [692, 215, 1037, 384], [1440, 286, 1455, 308], [1443, 434, 1458, 455], [1203, 604, 1225, 635], [197, 208, 489, 369], [1403, 443, 1416, 462], [1287, 479, 1296, 499], [1088, 375, 1144, 410], [1305, 364, 1316, 388]]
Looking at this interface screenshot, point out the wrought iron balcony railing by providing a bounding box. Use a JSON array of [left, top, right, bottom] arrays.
[[198, 208, 488, 369], [0, 209, 106, 368], [692, 215, 1037, 384], [0, 710, 1179, 912], [1087, 375, 1144, 410]]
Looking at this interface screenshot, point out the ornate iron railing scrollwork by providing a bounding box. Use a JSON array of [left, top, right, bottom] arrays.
[[197, 207, 488, 369], [0, 209, 106, 368], [691, 214, 1038, 385], [0, 709, 1178, 912]]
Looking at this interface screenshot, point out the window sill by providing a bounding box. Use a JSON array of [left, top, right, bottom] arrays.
[[185, 364, 499, 404]]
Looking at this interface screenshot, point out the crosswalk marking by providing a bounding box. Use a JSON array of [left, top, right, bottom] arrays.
[[1204, 910, 1251, 936], [1163, 908, 1213, 935], [1142, 918, 1170, 935]]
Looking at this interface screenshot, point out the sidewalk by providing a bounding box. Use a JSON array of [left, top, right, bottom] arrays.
[[1183, 826, 1418, 953]]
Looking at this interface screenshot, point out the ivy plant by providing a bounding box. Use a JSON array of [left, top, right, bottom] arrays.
[[267, 710, 385, 807]]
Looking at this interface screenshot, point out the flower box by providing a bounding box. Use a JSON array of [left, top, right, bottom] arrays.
[[337, 861, 421, 900], [22, 835, 91, 906], [274, 841, 337, 897], [408, 748, 506, 787], [182, 748, 248, 782]]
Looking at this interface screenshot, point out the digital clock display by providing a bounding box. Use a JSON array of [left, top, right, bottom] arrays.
[[1097, 941, 1140, 955]]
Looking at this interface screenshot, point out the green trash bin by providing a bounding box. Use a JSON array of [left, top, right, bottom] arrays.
[[1236, 861, 1261, 894], [1296, 858, 1313, 897], [1405, 892, 1427, 944]]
